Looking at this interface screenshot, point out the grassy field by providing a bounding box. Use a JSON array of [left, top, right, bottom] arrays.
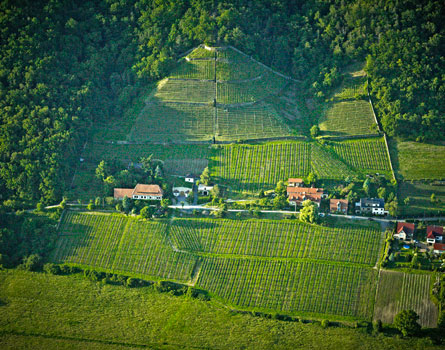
[[1, 270, 440, 350], [51, 212, 197, 283], [170, 218, 383, 265], [392, 140, 445, 180], [398, 181, 445, 216], [211, 140, 391, 193], [319, 100, 378, 137], [374, 270, 438, 328], [197, 258, 377, 319]]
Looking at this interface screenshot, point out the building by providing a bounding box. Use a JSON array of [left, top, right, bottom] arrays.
[[394, 222, 415, 241], [172, 187, 193, 198], [329, 199, 348, 214], [426, 226, 443, 244], [185, 174, 199, 183], [288, 178, 304, 187], [287, 186, 327, 207], [433, 243, 445, 254], [114, 184, 163, 201], [355, 198, 388, 215], [198, 184, 213, 196]]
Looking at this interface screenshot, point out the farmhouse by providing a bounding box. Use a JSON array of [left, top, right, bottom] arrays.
[[287, 178, 304, 187], [433, 243, 445, 254], [393, 222, 415, 241], [287, 186, 327, 207], [114, 184, 163, 201], [329, 199, 348, 213], [355, 198, 388, 215], [185, 174, 198, 183], [173, 187, 192, 198], [198, 184, 213, 196], [426, 225, 443, 244]]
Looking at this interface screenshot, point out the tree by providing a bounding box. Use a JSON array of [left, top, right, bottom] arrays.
[[373, 319, 382, 333], [431, 193, 437, 204], [363, 178, 370, 196], [386, 198, 398, 217], [210, 184, 220, 199], [140, 155, 153, 175], [273, 195, 287, 210], [115, 202, 123, 212], [140, 206, 154, 220], [393, 310, 421, 336], [275, 181, 286, 196], [87, 199, 94, 211], [404, 197, 410, 206], [95, 160, 109, 181], [258, 189, 265, 198], [160, 198, 172, 209], [122, 196, 131, 213], [305, 172, 317, 186], [200, 167, 211, 185], [377, 187, 387, 200], [310, 125, 320, 138], [155, 165, 163, 178], [299, 200, 318, 224], [20, 254, 42, 272], [36, 202, 44, 212], [95, 197, 101, 207]]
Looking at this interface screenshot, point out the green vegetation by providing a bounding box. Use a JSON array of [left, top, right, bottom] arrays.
[[52, 212, 197, 282], [169, 59, 214, 80], [1, 270, 441, 350], [169, 218, 383, 265], [393, 141, 445, 180], [197, 258, 377, 319], [319, 100, 378, 137], [398, 182, 445, 216], [216, 48, 265, 81], [374, 270, 438, 328]]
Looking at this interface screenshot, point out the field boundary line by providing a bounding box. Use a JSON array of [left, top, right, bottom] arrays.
[[372, 268, 382, 321], [383, 134, 396, 181]]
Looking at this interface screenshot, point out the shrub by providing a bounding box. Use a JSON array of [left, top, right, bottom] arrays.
[[20, 254, 42, 271], [394, 309, 421, 337], [321, 319, 329, 328], [43, 263, 61, 275]]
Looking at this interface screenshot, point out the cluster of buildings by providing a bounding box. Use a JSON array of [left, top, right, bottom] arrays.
[[394, 222, 444, 254]]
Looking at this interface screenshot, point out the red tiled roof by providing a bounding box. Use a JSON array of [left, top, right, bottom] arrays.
[[289, 193, 322, 204], [287, 187, 324, 195], [288, 178, 304, 183], [133, 184, 163, 196], [427, 226, 443, 239], [433, 243, 445, 251], [330, 199, 348, 212], [397, 222, 415, 235], [114, 188, 134, 199]]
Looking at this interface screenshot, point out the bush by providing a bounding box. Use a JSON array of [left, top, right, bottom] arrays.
[[20, 254, 42, 271], [321, 319, 329, 328], [373, 319, 383, 333], [394, 309, 421, 337], [43, 263, 61, 275]]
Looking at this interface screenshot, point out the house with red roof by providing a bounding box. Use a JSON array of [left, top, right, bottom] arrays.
[[433, 243, 445, 254], [426, 225, 443, 245], [287, 186, 327, 207], [114, 184, 163, 201], [329, 199, 348, 214], [288, 178, 304, 187], [393, 222, 415, 241]]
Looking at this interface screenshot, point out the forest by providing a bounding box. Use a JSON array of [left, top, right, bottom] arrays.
[[0, 0, 443, 206]]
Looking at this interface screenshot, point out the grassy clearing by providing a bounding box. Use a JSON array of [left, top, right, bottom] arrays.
[[215, 103, 291, 140], [197, 258, 377, 320], [1, 270, 439, 350], [51, 212, 197, 282], [170, 218, 384, 265], [393, 141, 445, 180], [187, 46, 215, 59], [374, 270, 438, 328], [398, 181, 445, 216], [319, 100, 378, 137]]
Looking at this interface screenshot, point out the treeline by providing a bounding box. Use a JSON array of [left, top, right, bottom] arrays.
[[1, 0, 443, 206]]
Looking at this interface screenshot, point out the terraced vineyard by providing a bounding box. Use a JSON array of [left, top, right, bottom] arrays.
[[374, 270, 438, 327], [169, 60, 215, 80], [319, 100, 378, 137], [52, 212, 197, 282], [153, 79, 215, 103], [196, 258, 377, 319], [170, 218, 383, 265], [211, 139, 392, 193]]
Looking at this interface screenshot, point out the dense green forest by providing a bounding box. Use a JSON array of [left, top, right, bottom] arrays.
[[0, 0, 443, 205]]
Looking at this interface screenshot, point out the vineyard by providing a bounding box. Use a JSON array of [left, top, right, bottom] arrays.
[[329, 138, 391, 172], [52, 212, 197, 282], [153, 79, 215, 103], [374, 270, 438, 327], [196, 258, 377, 319], [51, 212, 387, 321], [319, 100, 378, 137], [211, 139, 391, 193], [215, 103, 291, 140], [169, 60, 215, 80], [169, 218, 383, 265]]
